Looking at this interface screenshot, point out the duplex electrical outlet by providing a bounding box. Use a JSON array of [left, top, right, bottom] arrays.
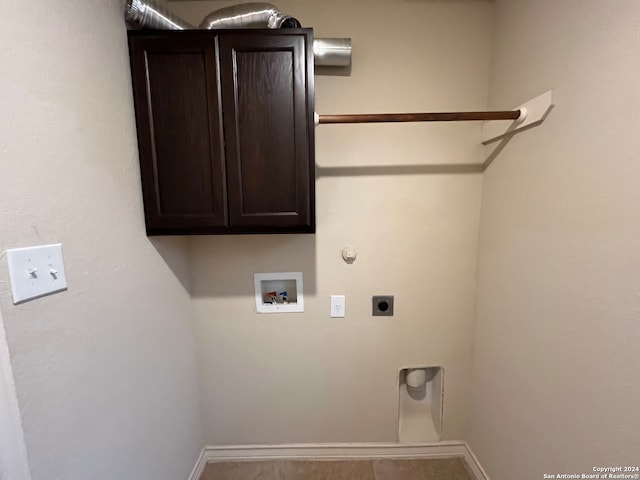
[[372, 295, 394, 316], [330, 295, 346, 318]]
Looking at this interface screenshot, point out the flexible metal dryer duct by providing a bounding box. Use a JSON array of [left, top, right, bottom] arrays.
[[124, 1, 351, 68], [200, 2, 301, 29], [125, 0, 194, 29]]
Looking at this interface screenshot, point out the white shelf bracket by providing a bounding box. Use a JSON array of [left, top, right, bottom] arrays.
[[481, 90, 554, 145]]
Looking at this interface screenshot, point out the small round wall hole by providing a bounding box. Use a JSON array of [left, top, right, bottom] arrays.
[[378, 301, 389, 312]]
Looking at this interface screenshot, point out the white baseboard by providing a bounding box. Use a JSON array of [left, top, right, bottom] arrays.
[[188, 442, 489, 480], [186, 448, 206, 480], [460, 443, 491, 480]]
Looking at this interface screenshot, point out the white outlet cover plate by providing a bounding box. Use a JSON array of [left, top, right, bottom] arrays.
[[330, 295, 346, 318], [6, 243, 67, 304]]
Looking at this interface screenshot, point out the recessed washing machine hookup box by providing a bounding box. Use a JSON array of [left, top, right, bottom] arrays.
[[254, 272, 304, 313]]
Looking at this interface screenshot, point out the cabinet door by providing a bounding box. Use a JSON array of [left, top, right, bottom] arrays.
[[129, 32, 227, 234], [219, 30, 315, 232]]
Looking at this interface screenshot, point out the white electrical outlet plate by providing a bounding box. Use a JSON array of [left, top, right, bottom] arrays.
[[330, 295, 346, 318], [6, 243, 67, 304]]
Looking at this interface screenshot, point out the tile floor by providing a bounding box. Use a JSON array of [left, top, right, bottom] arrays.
[[201, 457, 472, 480]]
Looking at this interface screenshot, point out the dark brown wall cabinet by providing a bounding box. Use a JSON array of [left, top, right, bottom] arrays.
[[128, 29, 315, 235]]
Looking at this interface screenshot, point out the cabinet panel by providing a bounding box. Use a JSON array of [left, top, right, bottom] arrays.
[[220, 31, 315, 232], [129, 33, 227, 234], [235, 50, 297, 214]]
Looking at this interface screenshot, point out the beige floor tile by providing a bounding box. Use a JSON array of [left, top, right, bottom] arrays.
[[203, 461, 287, 480], [451, 458, 473, 480], [283, 460, 376, 480], [201, 457, 469, 480], [373, 457, 459, 480]]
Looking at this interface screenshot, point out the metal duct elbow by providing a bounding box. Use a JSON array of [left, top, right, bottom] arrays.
[[125, 0, 195, 30], [199, 2, 301, 29]]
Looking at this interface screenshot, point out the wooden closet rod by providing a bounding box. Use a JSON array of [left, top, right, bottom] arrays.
[[317, 110, 522, 124]]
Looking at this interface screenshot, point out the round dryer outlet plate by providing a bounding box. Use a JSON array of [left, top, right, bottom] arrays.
[[372, 295, 394, 316]]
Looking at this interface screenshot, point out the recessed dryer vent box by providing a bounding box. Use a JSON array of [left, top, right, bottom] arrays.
[[398, 366, 443, 443], [254, 272, 304, 313]]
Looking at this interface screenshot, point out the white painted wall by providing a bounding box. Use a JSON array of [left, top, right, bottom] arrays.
[[170, 0, 494, 444], [469, 1, 640, 478], [0, 2, 203, 479], [0, 308, 31, 480]]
